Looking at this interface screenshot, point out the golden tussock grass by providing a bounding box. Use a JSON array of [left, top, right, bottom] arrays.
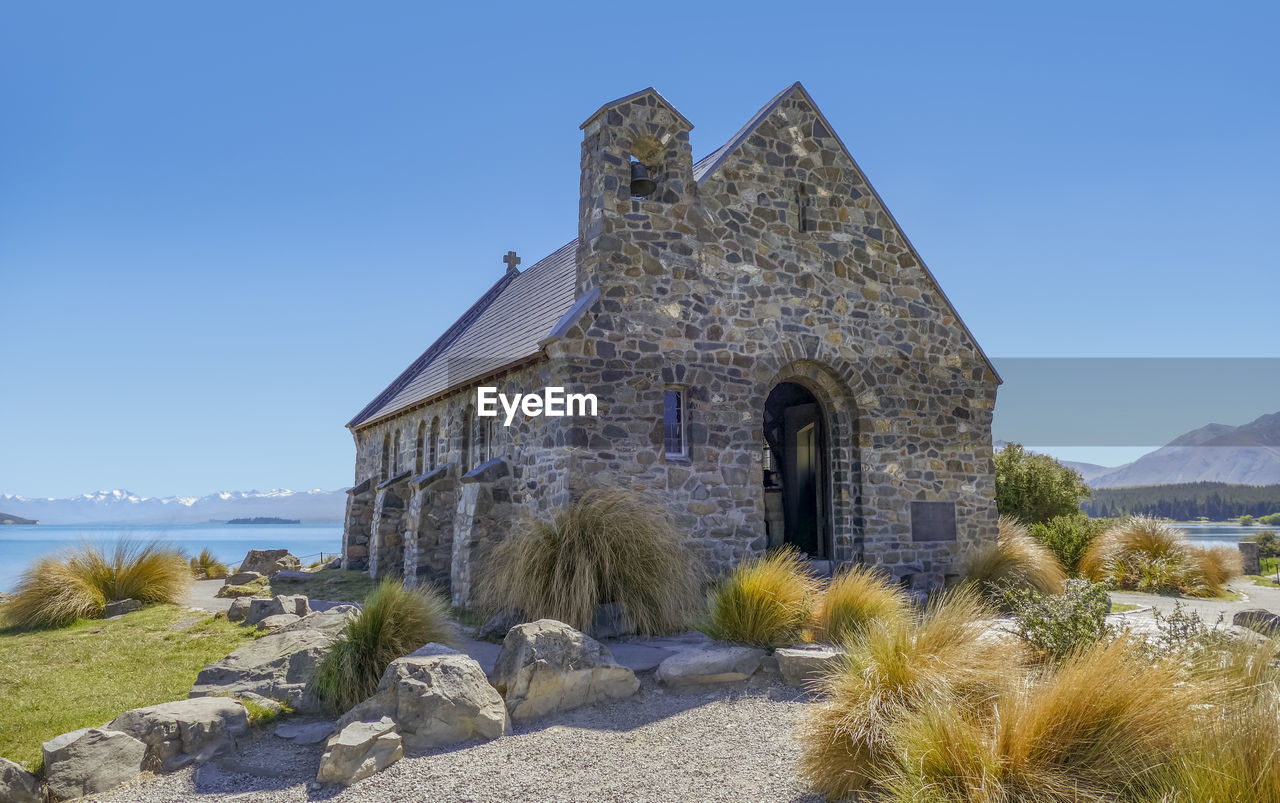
[[1080, 516, 1240, 597], [707, 547, 818, 648], [813, 564, 909, 643], [2, 540, 192, 630], [189, 547, 229, 579], [476, 488, 704, 636], [965, 516, 1067, 596]]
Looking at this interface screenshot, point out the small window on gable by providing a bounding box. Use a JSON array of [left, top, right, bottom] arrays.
[[664, 388, 686, 458], [797, 184, 814, 233]]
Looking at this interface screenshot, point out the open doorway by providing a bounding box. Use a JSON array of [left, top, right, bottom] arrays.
[[763, 381, 831, 558]]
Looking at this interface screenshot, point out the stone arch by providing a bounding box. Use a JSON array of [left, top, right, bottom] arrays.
[[761, 359, 864, 565]]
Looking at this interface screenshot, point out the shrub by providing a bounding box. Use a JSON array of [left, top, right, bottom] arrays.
[[1242, 529, 1280, 558], [477, 488, 703, 636], [708, 547, 817, 648], [189, 548, 229, 579], [965, 516, 1067, 599], [313, 580, 454, 714], [1029, 513, 1110, 575], [881, 636, 1216, 802], [798, 588, 1022, 799], [997, 579, 1113, 660], [3, 540, 191, 629], [994, 443, 1091, 525], [813, 564, 909, 644], [1081, 516, 1240, 597]]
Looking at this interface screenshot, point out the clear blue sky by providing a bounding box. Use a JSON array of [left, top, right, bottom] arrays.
[[2, 2, 1277, 497]]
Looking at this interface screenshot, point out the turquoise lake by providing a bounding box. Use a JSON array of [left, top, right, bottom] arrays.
[[0, 523, 342, 593]]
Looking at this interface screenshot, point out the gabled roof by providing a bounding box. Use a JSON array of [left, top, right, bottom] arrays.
[[580, 87, 694, 131], [349, 83, 999, 430]]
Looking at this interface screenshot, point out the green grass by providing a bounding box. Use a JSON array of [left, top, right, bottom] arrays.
[[1110, 602, 1142, 613], [1247, 574, 1280, 588], [0, 605, 255, 772], [269, 568, 378, 603]]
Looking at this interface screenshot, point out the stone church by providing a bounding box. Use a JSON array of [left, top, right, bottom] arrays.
[[342, 83, 1001, 606]]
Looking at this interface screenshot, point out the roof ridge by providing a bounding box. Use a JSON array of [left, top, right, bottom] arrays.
[[345, 270, 519, 428]]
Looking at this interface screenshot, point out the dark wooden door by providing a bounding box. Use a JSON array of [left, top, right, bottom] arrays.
[[783, 403, 825, 557]]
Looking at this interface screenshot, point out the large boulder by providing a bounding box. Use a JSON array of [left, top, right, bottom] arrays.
[[237, 549, 301, 576], [258, 613, 302, 632], [107, 697, 249, 771], [491, 619, 639, 722], [42, 727, 146, 800], [223, 570, 265, 586], [1234, 609, 1280, 636], [339, 644, 508, 750], [241, 595, 310, 626], [190, 628, 335, 713], [316, 717, 402, 786], [103, 598, 142, 618], [0, 758, 43, 803], [656, 645, 766, 687], [775, 645, 842, 688], [275, 719, 337, 744], [278, 606, 358, 638]]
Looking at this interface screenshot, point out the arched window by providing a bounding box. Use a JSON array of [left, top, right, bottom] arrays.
[[391, 428, 401, 476], [476, 415, 491, 464], [414, 420, 426, 475], [461, 406, 474, 471], [429, 417, 440, 468], [380, 432, 391, 480]]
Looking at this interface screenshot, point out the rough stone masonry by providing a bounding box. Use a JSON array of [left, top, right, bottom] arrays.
[[341, 83, 1001, 606]]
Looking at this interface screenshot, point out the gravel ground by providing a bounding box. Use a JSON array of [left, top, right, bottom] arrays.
[[88, 678, 825, 803], [1110, 575, 1280, 622]]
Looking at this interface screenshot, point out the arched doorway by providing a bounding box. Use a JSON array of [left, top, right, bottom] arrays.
[[763, 381, 831, 558]]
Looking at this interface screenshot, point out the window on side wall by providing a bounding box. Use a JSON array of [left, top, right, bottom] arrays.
[[664, 388, 686, 458]]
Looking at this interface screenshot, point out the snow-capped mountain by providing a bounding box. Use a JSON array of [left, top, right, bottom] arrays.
[[0, 488, 347, 524]]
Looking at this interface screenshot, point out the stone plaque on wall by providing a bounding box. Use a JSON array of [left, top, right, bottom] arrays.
[[910, 501, 957, 542]]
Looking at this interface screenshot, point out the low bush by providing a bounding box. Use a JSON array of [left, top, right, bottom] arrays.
[[997, 578, 1113, 660], [189, 548, 229, 579], [965, 516, 1067, 599], [477, 488, 704, 636], [2, 540, 191, 629], [707, 547, 817, 648], [1028, 513, 1110, 575], [813, 564, 909, 643], [1081, 516, 1241, 597], [798, 588, 1022, 799], [313, 580, 453, 713]]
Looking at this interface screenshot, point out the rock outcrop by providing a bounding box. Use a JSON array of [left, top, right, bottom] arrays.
[[339, 644, 508, 750], [0, 758, 43, 803], [240, 594, 310, 627], [107, 697, 250, 771], [655, 645, 766, 686], [237, 549, 301, 576], [42, 727, 146, 800], [491, 619, 639, 721], [190, 628, 335, 712], [316, 717, 402, 786]]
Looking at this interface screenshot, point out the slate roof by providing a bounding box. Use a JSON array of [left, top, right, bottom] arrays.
[[348, 83, 998, 430]]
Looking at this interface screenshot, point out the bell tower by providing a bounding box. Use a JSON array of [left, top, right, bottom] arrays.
[[575, 88, 699, 299]]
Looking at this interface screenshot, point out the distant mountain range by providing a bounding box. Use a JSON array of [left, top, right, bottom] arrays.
[[0, 488, 347, 525], [1003, 410, 1280, 488]]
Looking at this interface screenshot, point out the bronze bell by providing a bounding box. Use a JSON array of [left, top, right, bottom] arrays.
[[629, 161, 657, 198]]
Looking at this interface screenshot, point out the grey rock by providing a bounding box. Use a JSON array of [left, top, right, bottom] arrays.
[[223, 571, 264, 587], [257, 613, 302, 632], [656, 645, 766, 686], [1233, 608, 1280, 636], [42, 727, 146, 800], [0, 757, 43, 803], [243, 594, 311, 626], [190, 628, 336, 713], [774, 645, 842, 687], [234, 691, 283, 716], [237, 549, 301, 576], [491, 620, 639, 722], [338, 645, 508, 750], [108, 697, 249, 772], [103, 598, 142, 618], [277, 607, 356, 638], [475, 609, 523, 642], [227, 597, 252, 623], [316, 717, 402, 786], [275, 720, 337, 744]]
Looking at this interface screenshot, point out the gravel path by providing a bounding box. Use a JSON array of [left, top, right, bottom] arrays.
[[186, 578, 234, 614], [1109, 576, 1280, 622], [88, 679, 824, 803]]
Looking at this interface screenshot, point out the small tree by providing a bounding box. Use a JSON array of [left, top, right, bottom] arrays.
[[994, 443, 1091, 525]]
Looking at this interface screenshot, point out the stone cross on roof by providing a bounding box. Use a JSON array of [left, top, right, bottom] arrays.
[[502, 250, 521, 274]]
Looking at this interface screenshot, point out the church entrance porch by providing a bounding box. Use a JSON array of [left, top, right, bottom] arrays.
[[763, 381, 831, 560]]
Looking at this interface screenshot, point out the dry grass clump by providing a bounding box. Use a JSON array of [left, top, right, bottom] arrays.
[[708, 547, 818, 648], [313, 580, 453, 713], [798, 588, 1022, 799], [477, 488, 704, 636], [813, 564, 909, 643], [189, 547, 229, 579], [2, 540, 191, 629], [1080, 516, 1241, 597], [966, 516, 1067, 597]]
